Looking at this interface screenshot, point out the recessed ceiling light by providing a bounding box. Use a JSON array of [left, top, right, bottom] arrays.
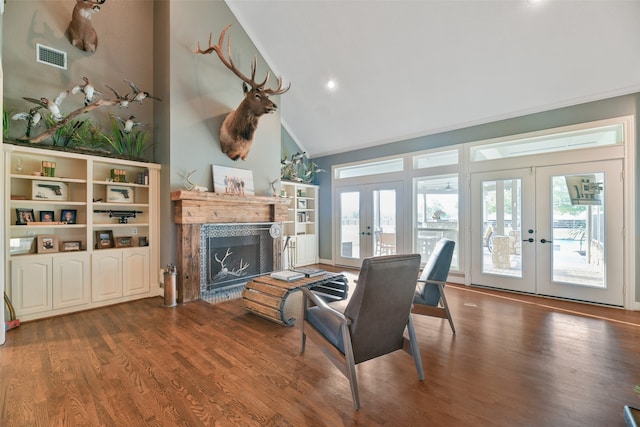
[[326, 79, 337, 91]]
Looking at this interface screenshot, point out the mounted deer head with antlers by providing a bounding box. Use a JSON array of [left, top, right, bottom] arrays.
[[195, 24, 290, 161]]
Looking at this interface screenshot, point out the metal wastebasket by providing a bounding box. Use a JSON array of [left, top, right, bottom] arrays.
[[163, 264, 177, 307]]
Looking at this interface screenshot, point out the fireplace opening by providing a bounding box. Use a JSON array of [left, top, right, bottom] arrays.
[[200, 223, 281, 302]]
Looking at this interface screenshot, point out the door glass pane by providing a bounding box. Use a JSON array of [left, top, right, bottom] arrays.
[[414, 175, 459, 268], [551, 174, 604, 287], [482, 179, 522, 277], [340, 192, 360, 259], [373, 189, 397, 256]]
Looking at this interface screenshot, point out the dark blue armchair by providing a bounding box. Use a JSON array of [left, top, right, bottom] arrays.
[[412, 238, 456, 333]]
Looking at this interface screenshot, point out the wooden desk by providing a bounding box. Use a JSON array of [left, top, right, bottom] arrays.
[[242, 273, 349, 326]]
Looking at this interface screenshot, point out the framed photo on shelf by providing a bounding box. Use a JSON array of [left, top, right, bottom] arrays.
[[9, 237, 35, 255], [37, 235, 59, 253], [138, 236, 148, 247], [95, 230, 114, 249], [39, 210, 55, 222], [31, 180, 68, 201], [61, 209, 77, 224], [15, 208, 35, 225], [60, 241, 81, 252], [114, 236, 132, 248], [212, 165, 255, 196], [106, 185, 134, 203]]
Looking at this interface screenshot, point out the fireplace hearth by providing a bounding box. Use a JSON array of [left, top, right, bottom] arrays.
[[172, 190, 291, 302]]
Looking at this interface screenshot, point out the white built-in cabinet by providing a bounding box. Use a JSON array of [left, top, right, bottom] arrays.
[[4, 144, 161, 321], [91, 248, 149, 301], [281, 181, 319, 267]]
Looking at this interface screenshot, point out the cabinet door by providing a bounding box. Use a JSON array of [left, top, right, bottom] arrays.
[[123, 248, 150, 296], [53, 253, 90, 309], [92, 251, 123, 302], [11, 257, 52, 315], [296, 234, 318, 267]]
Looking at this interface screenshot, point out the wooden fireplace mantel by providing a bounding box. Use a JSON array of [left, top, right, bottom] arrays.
[[171, 190, 291, 224], [171, 190, 292, 302]]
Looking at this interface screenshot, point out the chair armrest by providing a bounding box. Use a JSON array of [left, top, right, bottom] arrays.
[[417, 278, 446, 287], [301, 287, 350, 324]]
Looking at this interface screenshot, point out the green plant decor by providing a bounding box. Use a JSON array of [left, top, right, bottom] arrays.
[[71, 119, 110, 154], [44, 115, 84, 147], [3, 108, 11, 140], [281, 151, 325, 183], [105, 116, 151, 160]]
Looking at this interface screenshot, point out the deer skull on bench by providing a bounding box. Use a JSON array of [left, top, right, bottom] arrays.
[[195, 24, 290, 161]]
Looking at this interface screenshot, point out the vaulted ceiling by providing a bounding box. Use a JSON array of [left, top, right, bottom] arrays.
[[226, 1, 640, 158]]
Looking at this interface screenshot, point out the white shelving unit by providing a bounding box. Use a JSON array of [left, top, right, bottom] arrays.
[[281, 181, 319, 267], [3, 144, 161, 321]]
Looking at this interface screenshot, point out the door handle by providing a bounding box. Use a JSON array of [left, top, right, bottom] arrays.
[[540, 238, 553, 244], [522, 238, 534, 243]]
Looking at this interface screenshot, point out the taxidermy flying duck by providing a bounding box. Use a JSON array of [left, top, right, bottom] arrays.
[[112, 114, 145, 133], [23, 90, 69, 121], [105, 84, 131, 108], [71, 76, 101, 105], [125, 80, 161, 103], [12, 107, 43, 138]]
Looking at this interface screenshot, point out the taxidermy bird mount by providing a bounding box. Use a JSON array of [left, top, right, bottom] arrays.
[[11, 107, 42, 138], [21, 77, 160, 144], [194, 24, 290, 161], [67, 0, 106, 53]]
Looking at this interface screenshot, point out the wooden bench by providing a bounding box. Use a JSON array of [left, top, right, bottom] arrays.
[[242, 273, 349, 326]]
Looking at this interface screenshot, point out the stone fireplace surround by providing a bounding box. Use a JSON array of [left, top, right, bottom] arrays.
[[171, 190, 291, 302]]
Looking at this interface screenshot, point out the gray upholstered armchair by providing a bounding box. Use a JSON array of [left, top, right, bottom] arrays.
[[412, 238, 456, 333], [300, 254, 424, 410]]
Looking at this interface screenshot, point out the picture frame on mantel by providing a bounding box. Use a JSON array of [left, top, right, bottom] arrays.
[[212, 165, 255, 196]]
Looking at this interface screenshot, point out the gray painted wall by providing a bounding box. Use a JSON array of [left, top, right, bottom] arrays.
[[282, 125, 302, 160], [157, 1, 282, 268], [3, 0, 284, 276], [314, 93, 640, 300], [3, 1, 155, 146]]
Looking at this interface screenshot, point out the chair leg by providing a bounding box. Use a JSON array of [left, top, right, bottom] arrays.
[[438, 283, 456, 334], [407, 315, 424, 381], [301, 296, 308, 352], [341, 324, 360, 410]]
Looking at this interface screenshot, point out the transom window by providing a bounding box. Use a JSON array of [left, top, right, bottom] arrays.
[[470, 123, 624, 162]]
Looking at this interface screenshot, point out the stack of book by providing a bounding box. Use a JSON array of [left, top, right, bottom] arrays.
[[292, 267, 326, 277], [270, 270, 305, 282]]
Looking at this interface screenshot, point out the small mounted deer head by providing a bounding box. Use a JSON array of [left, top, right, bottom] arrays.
[[67, 0, 106, 53], [195, 24, 290, 161]]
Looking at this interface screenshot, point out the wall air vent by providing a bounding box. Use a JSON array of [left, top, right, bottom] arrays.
[[36, 44, 67, 70]]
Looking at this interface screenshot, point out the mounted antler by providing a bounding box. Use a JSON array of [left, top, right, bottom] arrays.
[[195, 24, 290, 161], [215, 248, 233, 271]]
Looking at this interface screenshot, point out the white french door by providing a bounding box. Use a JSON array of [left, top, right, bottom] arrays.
[[534, 161, 623, 305], [471, 169, 536, 293], [471, 160, 624, 306], [335, 182, 403, 268]]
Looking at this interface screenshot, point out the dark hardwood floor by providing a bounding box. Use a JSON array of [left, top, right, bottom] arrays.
[[2, 268, 640, 426]]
